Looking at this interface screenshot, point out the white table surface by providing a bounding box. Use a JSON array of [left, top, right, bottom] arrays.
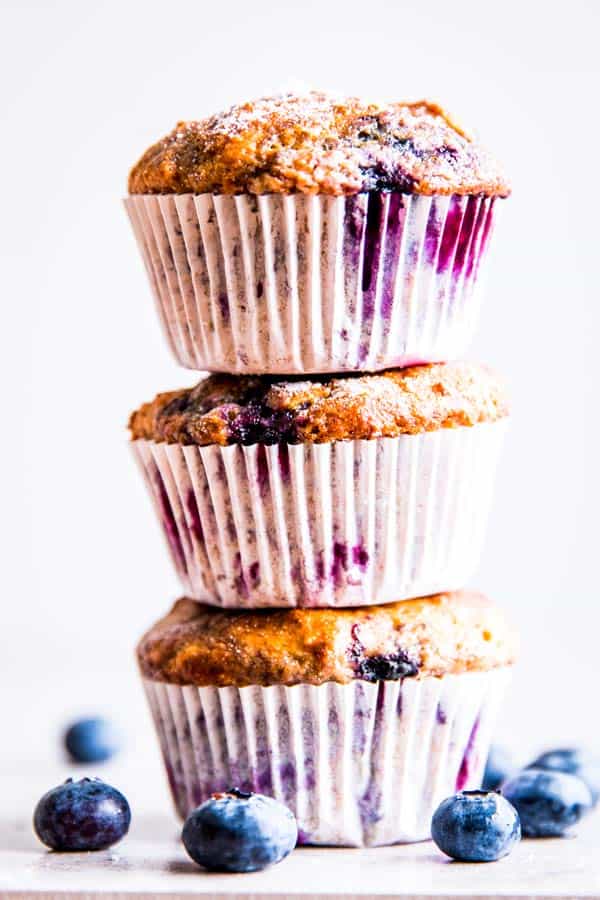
[[2, 752, 600, 900]]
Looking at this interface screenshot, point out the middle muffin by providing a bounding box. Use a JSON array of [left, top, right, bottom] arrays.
[[130, 362, 508, 609]]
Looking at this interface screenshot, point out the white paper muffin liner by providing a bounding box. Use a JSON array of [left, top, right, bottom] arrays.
[[142, 667, 510, 846], [132, 420, 506, 609], [125, 193, 499, 374]]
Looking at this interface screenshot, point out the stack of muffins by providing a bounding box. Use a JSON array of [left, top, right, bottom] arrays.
[[125, 92, 517, 847]]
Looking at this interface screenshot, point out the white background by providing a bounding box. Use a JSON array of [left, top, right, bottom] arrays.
[[1, 0, 599, 788]]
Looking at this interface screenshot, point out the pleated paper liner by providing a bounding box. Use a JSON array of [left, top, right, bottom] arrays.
[[132, 421, 507, 609], [142, 667, 511, 846], [125, 192, 499, 374]]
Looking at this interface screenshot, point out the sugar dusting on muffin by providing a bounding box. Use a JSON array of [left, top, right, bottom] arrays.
[[137, 592, 517, 687], [128, 91, 510, 197], [128, 362, 509, 446]]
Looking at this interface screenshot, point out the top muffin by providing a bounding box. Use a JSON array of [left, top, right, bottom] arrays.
[[128, 91, 510, 197]]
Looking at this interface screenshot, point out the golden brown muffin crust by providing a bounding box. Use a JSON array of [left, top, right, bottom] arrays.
[[128, 91, 510, 197], [137, 592, 517, 687], [128, 363, 509, 446]]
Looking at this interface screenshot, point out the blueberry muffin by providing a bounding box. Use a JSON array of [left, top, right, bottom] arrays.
[[125, 91, 510, 373], [138, 591, 517, 845], [129, 362, 509, 608]]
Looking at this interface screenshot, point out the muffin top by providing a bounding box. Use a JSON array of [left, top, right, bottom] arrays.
[[137, 592, 517, 687], [129, 363, 508, 447], [128, 91, 510, 197]]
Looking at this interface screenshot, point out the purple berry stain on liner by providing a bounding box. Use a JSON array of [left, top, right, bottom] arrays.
[[301, 709, 316, 791], [254, 769, 273, 796], [278, 444, 290, 481], [464, 199, 488, 280], [217, 292, 230, 320], [436, 704, 447, 725], [453, 196, 477, 277], [343, 195, 366, 278], [191, 783, 205, 808], [253, 714, 273, 796], [379, 192, 406, 322], [456, 715, 481, 791], [359, 683, 387, 827], [279, 761, 296, 789], [328, 705, 340, 758], [423, 202, 444, 268], [233, 552, 249, 599], [396, 690, 403, 717], [479, 199, 496, 257], [341, 195, 367, 336], [164, 241, 175, 267], [186, 489, 204, 544], [254, 445, 270, 496], [352, 684, 371, 753], [149, 463, 187, 574], [359, 779, 383, 828], [322, 542, 370, 588], [330, 542, 349, 586], [358, 193, 385, 363], [362, 193, 385, 294], [436, 195, 464, 274], [315, 554, 326, 583], [165, 759, 181, 797], [352, 544, 369, 568], [375, 681, 386, 714], [235, 574, 249, 599]]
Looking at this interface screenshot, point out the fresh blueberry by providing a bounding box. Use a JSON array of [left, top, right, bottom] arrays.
[[528, 748, 600, 806], [482, 745, 515, 791], [64, 717, 122, 763], [182, 788, 297, 872], [431, 790, 521, 862], [502, 768, 592, 837], [33, 777, 131, 851]]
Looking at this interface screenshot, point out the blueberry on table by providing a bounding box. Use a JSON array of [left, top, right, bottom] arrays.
[[33, 777, 131, 851], [502, 768, 592, 837], [431, 790, 521, 862], [528, 747, 600, 806], [482, 745, 515, 791], [182, 789, 297, 872], [64, 717, 122, 763]]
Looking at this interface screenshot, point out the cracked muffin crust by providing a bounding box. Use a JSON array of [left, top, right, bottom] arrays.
[[137, 592, 517, 687], [128, 91, 510, 197], [128, 362, 509, 446]]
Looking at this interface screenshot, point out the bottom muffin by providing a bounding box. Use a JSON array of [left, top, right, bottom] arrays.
[[137, 592, 516, 847]]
